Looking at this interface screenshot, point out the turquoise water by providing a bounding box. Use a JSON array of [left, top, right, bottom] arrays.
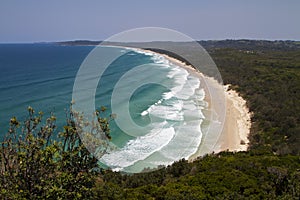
[[0, 44, 92, 134], [0, 44, 206, 172]]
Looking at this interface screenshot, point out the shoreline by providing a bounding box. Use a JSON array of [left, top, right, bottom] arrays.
[[104, 44, 251, 161], [138, 48, 251, 159]]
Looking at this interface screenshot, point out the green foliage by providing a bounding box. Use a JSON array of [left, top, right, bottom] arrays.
[[210, 47, 300, 155], [148, 40, 300, 155], [0, 105, 111, 199], [91, 152, 300, 199], [1, 40, 300, 199]]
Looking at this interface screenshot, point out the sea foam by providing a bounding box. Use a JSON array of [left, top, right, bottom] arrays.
[[100, 121, 175, 170], [101, 48, 206, 172]]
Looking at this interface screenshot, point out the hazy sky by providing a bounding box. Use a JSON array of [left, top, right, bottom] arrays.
[[0, 0, 299, 43]]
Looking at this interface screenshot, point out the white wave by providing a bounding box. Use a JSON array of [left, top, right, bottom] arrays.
[[103, 48, 208, 172], [100, 122, 175, 171], [182, 100, 197, 110], [141, 110, 148, 116], [149, 104, 184, 121], [132, 49, 155, 57], [127, 53, 137, 56], [157, 120, 203, 161], [140, 99, 163, 116], [166, 66, 201, 101], [131, 49, 171, 66], [141, 100, 184, 121], [131, 120, 204, 170], [167, 66, 188, 79], [162, 91, 174, 100], [195, 88, 205, 101], [183, 109, 205, 121]]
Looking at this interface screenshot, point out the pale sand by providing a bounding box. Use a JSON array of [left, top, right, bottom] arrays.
[[103, 45, 251, 161], [219, 86, 251, 151], [139, 49, 251, 159]]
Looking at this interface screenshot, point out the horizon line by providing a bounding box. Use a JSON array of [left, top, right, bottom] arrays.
[[1, 38, 300, 44]]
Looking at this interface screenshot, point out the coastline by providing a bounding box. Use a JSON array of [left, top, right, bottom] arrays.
[[219, 86, 251, 152], [137, 48, 251, 159], [105, 44, 251, 161]]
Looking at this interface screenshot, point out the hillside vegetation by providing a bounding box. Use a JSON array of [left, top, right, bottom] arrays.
[[1, 40, 300, 199]]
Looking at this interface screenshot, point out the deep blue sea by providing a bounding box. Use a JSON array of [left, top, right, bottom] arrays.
[[0, 44, 89, 132], [0, 44, 206, 172]]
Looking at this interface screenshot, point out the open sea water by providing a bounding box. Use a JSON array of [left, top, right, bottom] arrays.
[[0, 44, 206, 172]]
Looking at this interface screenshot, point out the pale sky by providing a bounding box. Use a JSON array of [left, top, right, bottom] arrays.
[[0, 0, 299, 43]]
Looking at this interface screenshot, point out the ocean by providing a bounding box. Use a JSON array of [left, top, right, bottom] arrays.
[[0, 44, 207, 173]]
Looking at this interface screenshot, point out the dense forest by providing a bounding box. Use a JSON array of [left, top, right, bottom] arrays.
[[1, 40, 300, 199], [208, 42, 300, 156]]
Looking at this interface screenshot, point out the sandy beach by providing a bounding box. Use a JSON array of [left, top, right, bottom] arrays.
[[105, 45, 251, 161], [138, 48, 251, 159], [219, 85, 251, 152]]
